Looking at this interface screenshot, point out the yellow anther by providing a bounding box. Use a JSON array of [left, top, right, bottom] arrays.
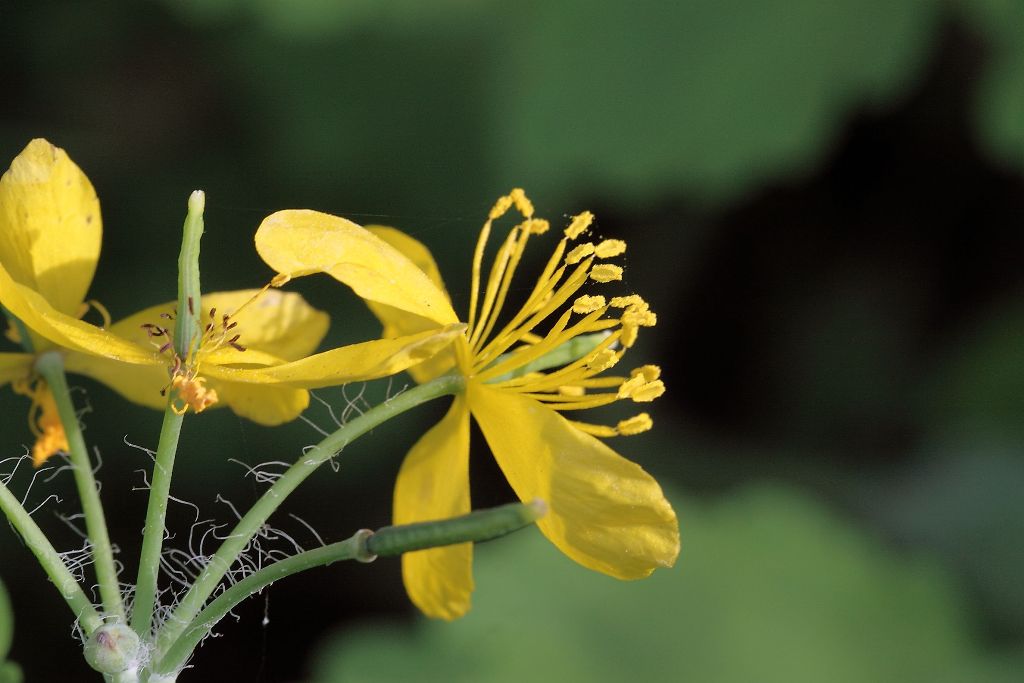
[[558, 385, 586, 397], [572, 294, 606, 314], [510, 188, 534, 218], [587, 348, 619, 372], [566, 243, 595, 265], [594, 239, 627, 258], [622, 303, 657, 327], [630, 365, 661, 382], [565, 211, 594, 239], [617, 413, 653, 435], [631, 380, 665, 403], [525, 218, 550, 234], [610, 294, 645, 309], [617, 374, 646, 399], [489, 195, 515, 220], [590, 264, 623, 283], [171, 375, 219, 415]]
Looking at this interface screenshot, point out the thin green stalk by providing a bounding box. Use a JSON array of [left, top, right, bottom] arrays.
[[130, 191, 205, 639], [35, 351, 124, 621], [154, 500, 544, 674], [154, 372, 465, 657], [129, 410, 183, 638], [0, 477, 102, 633]]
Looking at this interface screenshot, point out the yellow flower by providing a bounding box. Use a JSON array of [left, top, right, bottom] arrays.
[[255, 189, 679, 620], [0, 139, 462, 464]]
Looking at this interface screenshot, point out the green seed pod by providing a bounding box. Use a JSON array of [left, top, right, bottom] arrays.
[[83, 623, 140, 674]]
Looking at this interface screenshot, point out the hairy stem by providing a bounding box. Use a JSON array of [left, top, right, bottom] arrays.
[[153, 372, 465, 658], [129, 410, 183, 639], [131, 191, 204, 639], [154, 500, 543, 674], [0, 479, 103, 633], [35, 351, 123, 621]]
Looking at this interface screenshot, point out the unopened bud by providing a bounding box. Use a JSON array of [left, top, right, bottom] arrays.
[[83, 623, 140, 674]]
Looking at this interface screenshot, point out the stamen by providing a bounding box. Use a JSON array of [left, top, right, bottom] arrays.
[[617, 374, 665, 402], [617, 413, 653, 435], [85, 299, 112, 328], [558, 385, 586, 397], [565, 211, 593, 240], [572, 295, 606, 314], [610, 294, 646, 309], [590, 264, 623, 283], [630, 365, 661, 382], [11, 380, 69, 466], [594, 239, 627, 258], [509, 188, 534, 218], [566, 243, 595, 265], [525, 218, 549, 234], [170, 375, 219, 415]]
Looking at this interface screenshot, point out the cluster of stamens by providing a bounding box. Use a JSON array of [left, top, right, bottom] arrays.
[[465, 189, 664, 438], [140, 295, 251, 415], [11, 377, 69, 465]]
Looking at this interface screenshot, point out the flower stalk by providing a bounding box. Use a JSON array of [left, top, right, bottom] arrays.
[[153, 371, 465, 659], [153, 499, 543, 675], [0, 478, 103, 634], [34, 351, 124, 621], [131, 191, 205, 640]]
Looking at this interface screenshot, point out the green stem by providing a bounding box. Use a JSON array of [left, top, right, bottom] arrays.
[[154, 500, 543, 674], [130, 191, 205, 640], [153, 372, 464, 657], [0, 476, 103, 633], [129, 410, 183, 639], [35, 351, 124, 621]]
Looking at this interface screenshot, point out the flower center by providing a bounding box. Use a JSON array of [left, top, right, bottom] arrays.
[[462, 189, 663, 437], [140, 292, 264, 415]]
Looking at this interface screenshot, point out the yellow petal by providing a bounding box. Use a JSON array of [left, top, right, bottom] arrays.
[[64, 351, 168, 411], [106, 289, 328, 362], [66, 350, 309, 425], [0, 352, 32, 386], [0, 261, 158, 364], [468, 382, 679, 579], [0, 139, 101, 317], [255, 210, 458, 325], [201, 324, 466, 389], [364, 226, 457, 382], [394, 395, 473, 620], [209, 380, 309, 426]]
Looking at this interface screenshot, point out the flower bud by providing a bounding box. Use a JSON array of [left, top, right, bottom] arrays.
[[83, 623, 140, 674]]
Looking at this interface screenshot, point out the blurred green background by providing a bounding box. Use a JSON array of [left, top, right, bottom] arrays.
[[1, 0, 1023, 680]]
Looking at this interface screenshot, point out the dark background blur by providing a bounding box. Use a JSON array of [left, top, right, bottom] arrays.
[[1, 1, 1022, 681]]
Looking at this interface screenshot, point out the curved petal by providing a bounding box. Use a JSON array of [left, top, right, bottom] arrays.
[[64, 351, 168, 411], [0, 261, 158, 364], [209, 380, 309, 426], [66, 350, 309, 425], [107, 289, 329, 362], [0, 139, 101, 317], [365, 226, 457, 382], [0, 352, 32, 387], [201, 324, 466, 389], [393, 395, 473, 620], [255, 210, 458, 325], [468, 382, 679, 580]]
